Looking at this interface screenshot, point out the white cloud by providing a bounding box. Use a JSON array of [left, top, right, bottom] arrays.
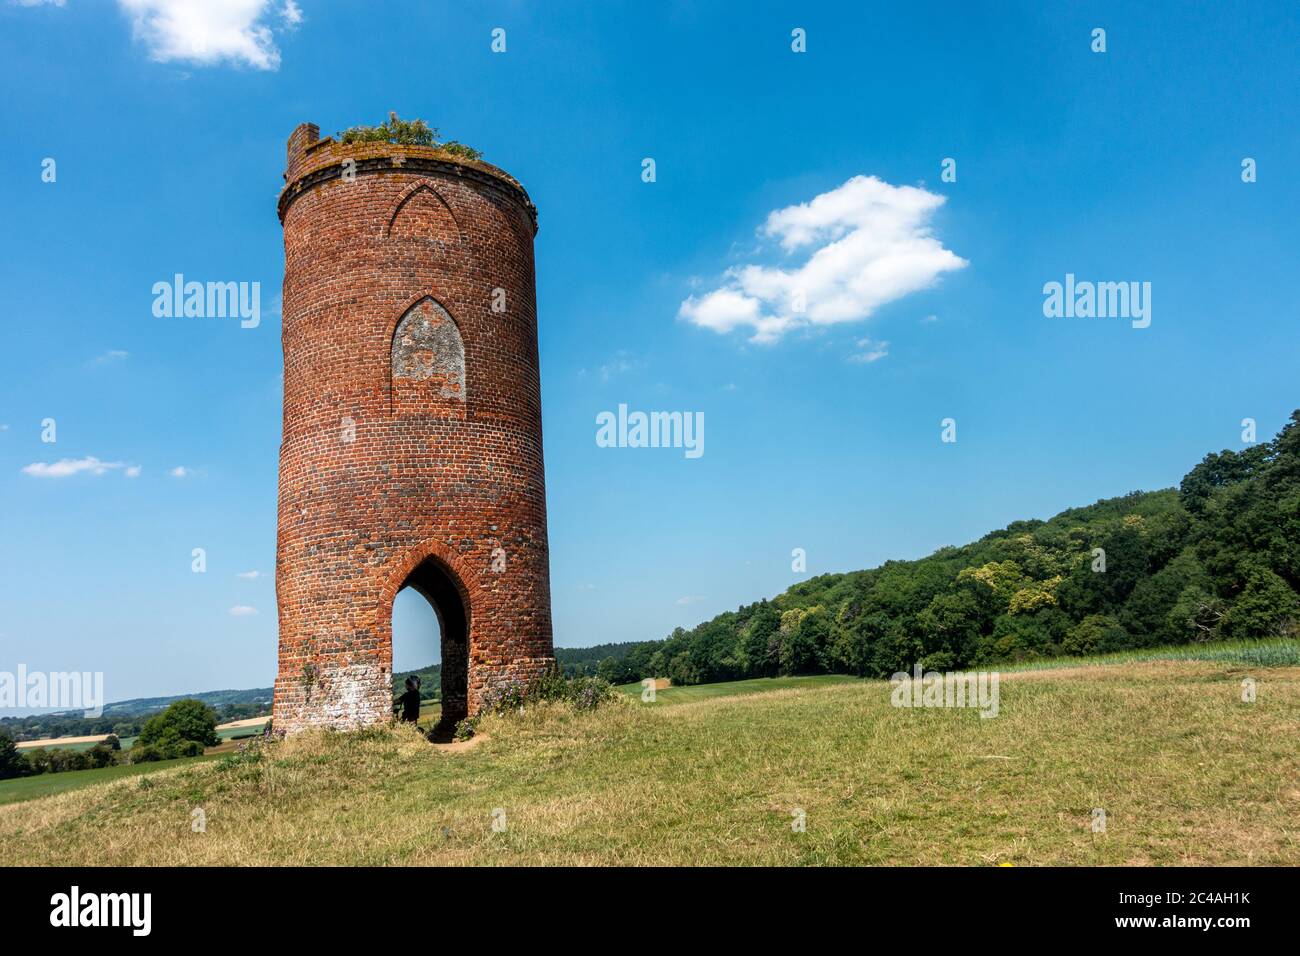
[[679, 176, 967, 345], [848, 337, 889, 364], [169, 466, 190, 477], [22, 456, 134, 478], [116, 0, 291, 70], [228, 605, 258, 616], [124, 465, 142, 478], [92, 349, 129, 364], [676, 595, 705, 606], [680, 288, 759, 336], [14, 1, 66, 7], [236, 570, 262, 579]]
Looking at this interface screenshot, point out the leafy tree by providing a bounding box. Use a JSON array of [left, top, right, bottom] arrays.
[[22, 748, 53, 775], [1120, 550, 1208, 646], [138, 699, 220, 750], [780, 606, 829, 675], [958, 560, 1026, 610], [86, 744, 117, 769], [977, 609, 1067, 663], [1222, 565, 1300, 638], [1168, 584, 1227, 643], [739, 602, 781, 677], [1179, 444, 1271, 515], [1063, 614, 1129, 656], [916, 590, 982, 664], [1008, 575, 1063, 615], [0, 733, 26, 779]]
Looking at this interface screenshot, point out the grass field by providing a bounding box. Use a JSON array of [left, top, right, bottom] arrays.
[[996, 637, 1300, 672], [615, 673, 857, 704], [0, 754, 224, 807], [1, 721, 271, 806], [1, 657, 1296, 866]]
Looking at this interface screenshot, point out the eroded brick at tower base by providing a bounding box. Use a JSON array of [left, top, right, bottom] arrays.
[[272, 122, 555, 734]]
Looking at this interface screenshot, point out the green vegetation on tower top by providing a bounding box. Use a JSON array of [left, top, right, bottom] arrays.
[[337, 112, 483, 161]]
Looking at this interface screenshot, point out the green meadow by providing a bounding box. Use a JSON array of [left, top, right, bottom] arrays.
[[2, 656, 1295, 866]]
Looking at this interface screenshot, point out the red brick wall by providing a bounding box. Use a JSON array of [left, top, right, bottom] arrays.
[[272, 123, 554, 734]]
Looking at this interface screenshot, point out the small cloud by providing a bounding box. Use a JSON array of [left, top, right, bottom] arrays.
[[124, 465, 142, 478], [921, 314, 939, 323], [676, 595, 706, 606], [680, 175, 966, 344], [92, 349, 129, 365], [22, 456, 134, 478], [228, 605, 258, 617], [117, 0, 292, 71], [169, 466, 190, 478], [722, 383, 738, 391], [848, 337, 889, 364], [13, 0, 66, 7], [236, 570, 262, 580]]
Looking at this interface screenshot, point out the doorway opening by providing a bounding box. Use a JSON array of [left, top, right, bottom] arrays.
[[391, 556, 469, 739]]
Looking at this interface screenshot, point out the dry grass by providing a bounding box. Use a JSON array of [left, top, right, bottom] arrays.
[[1, 660, 1296, 866]]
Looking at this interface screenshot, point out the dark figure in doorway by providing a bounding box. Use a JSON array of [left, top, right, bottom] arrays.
[[395, 675, 422, 723]]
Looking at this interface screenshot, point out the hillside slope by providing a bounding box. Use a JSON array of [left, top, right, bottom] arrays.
[[3, 660, 1296, 866], [576, 412, 1300, 686]]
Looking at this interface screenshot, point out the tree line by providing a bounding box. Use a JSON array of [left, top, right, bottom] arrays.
[[1, 699, 227, 780], [565, 412, 1300, 687]]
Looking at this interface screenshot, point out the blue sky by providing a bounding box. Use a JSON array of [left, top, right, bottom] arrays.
[[1, 0, 1297, 706]]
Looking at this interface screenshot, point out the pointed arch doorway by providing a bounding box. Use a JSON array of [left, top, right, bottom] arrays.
[[392, 555, 469, 738]]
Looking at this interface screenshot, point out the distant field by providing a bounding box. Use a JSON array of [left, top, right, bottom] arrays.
[[3, 658, 1296, 865], [16, 717, 269, 752], [997, 638, 1300, 672], [0, 719, 270, 806], [617, 640, 1300, 691], [616, 673, 858, 704], [13, 733, 110, 751], [0, 754, 223, 806]]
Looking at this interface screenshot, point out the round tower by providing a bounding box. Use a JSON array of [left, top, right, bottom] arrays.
[[272, 121, 554, 734]]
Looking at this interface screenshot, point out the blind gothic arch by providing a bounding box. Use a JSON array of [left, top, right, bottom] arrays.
[[390, 296, 466, 411]]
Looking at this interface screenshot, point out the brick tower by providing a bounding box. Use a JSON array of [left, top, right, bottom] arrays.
[[272, 122, 554, 735]]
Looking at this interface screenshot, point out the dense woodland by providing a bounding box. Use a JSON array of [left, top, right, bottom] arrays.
[[565, 412, 1300, 686]]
